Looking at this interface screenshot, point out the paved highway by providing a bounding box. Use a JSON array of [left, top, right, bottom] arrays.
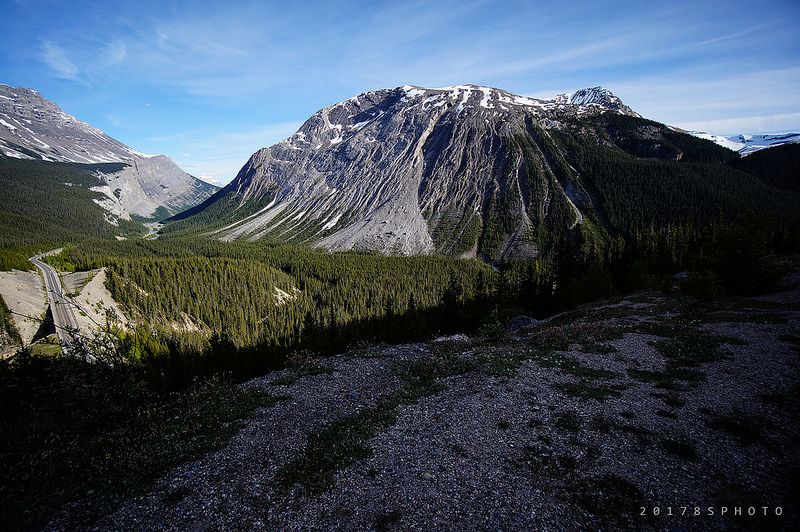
[[30, 252, 80, 353]]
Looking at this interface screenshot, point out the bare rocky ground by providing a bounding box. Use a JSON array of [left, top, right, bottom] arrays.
[[0, 270, 46, 346], [50, 282, 799, 531], [69, 269, 130, 332]]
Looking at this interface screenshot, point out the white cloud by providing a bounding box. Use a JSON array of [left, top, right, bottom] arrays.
[[40, 40, 79, 80], [693, 21, 778, 47]]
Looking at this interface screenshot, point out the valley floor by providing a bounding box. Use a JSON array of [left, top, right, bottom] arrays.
[[51, 281, 799, 530]]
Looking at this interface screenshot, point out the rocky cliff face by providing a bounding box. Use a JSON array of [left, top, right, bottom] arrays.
[[189, 84, 638, 259], [0, 83, 217, 218], [92, 156, 219, 219]]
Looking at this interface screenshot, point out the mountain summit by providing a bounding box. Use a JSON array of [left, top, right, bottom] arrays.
[[168, 84, 770, 260], [0, 83, 217, 218]]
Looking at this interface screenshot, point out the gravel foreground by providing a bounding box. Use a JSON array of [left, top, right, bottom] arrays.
[[50, 284, 799, 531]]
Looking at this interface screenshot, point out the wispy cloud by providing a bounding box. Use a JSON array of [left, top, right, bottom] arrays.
[[694, 21, 778, 46], [148, 122, 303, 183], [9, 0, 799, 180], [100, 40, 127, 67], [40, 40, 79, 80], [605, 66, 800, 131]]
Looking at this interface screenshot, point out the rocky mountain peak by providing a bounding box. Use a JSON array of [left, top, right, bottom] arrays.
[[187, 83, 643, 258], [0, 83, 218, 218], [350, 84, 638, 117], [0, 83, 149, 162], [566, 86, 637, 116]]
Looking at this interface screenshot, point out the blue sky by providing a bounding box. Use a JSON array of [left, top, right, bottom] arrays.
[[1, 0, 799, 184]]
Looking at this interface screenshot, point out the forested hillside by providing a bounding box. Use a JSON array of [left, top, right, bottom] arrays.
[[49, 239, 495, 384], [539, 118, 800, 273], [729, 143, 800, 191], [0, 156, 146, 251]]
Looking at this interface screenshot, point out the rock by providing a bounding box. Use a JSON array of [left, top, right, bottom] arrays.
[[507, 315, 540, 332], [433, 334, 469, 343]]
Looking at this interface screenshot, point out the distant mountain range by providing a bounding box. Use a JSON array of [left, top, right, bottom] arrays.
[[0, 84, 217, 218], [2, 82, 795, 259], [167, 84, 797, 261], [689, 131, 800, 156]]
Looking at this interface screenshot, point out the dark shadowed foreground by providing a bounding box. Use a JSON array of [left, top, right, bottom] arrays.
[[50, 280, 799, 530]]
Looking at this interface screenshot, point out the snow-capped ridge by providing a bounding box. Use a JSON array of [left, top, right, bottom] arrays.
[[265, 84, 638, 157], [390, 84, 636, 116], [690, 130, 800, 156]]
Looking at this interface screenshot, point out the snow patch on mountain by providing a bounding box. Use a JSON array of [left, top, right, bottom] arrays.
[[691, 131, 800, 155], [397, 84, 639, 117]]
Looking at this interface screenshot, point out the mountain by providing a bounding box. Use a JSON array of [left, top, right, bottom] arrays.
[[0, 157, 146, 247], [690, 131, 800, 156], [728, 143, 800, 192], [166, 84, 797, 261], [0, 83, 217, 218]]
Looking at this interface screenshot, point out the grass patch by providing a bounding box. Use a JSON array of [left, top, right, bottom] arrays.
[[589, 414, 614, 434], [347, 341, 389, 359], [679, 305, 788, 325], [575, 473, 644, 524], [269, 360, 334, 386], [94, 382, 285, 493], [276, 392, 403, 494], [480, 349, 529, 377], [375, 510, 402, 530], [636, 323, 746, 377], [758, 391, 791, 406], [278, 352, 472, 494], [578, 342, 618, 354], [627, 367, 704, 390], [652, 391, 686, 408], [779, 334, 800, 354], [537, 353, 618, 380], [29, 338, 63, 357], [511, 445, 578, 477], [534, 321, 628, 351], [550, 304, 636, 325], [655, 409, 678, 419]]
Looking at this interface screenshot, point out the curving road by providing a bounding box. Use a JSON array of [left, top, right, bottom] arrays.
[[30, 252, 80, 352]]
